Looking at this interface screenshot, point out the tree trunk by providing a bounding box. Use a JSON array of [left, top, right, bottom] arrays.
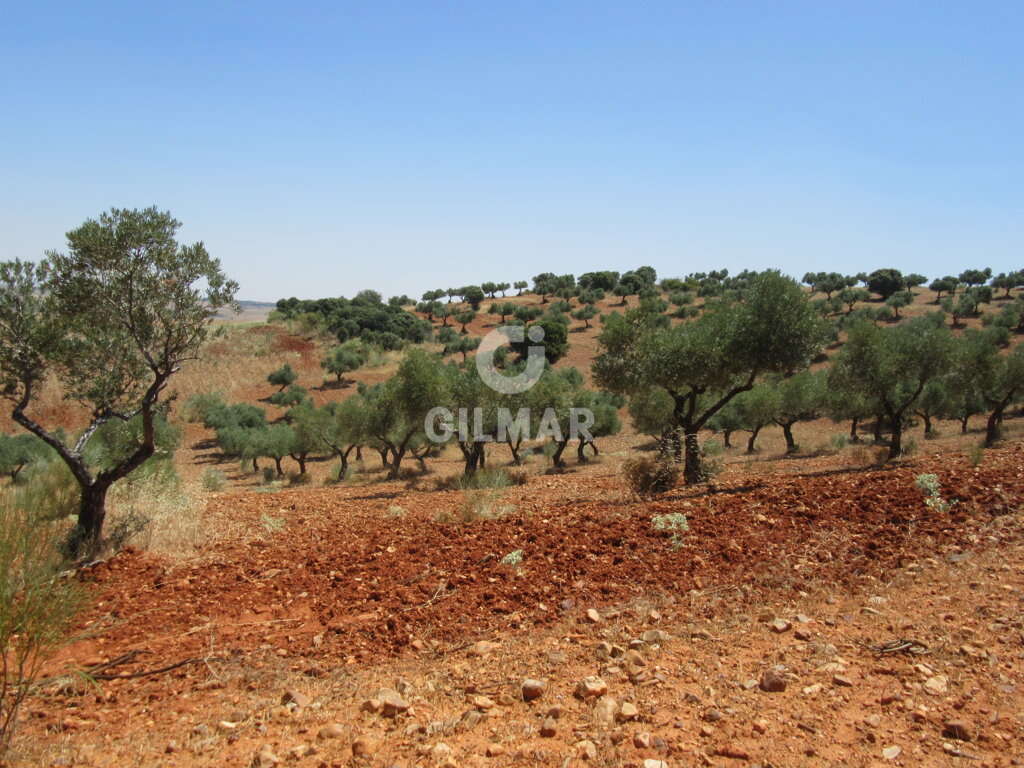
[[551, 440, 568, 467], [682, 431, 702, 484], [722, 429, 732, 449], [291, 453, 307, 474], [577, 438, 588, 463], [252, 457, 259, 472], [922, 414, 933, 437], [506, 439, 522, 465], [873, 416, 884, 443], [849, 416, 860, 442], [461, 443, 484, 476], [355, 445, 363, 461], [888, 415, 903, 459], [76, 482, 111, 555], [781, 422, 797, 453], [377, 447, 389, 467], [388, 444, 407, 479], [274, 456, 284, 476], [960, 416, 969, 434], [985, 407, 1004, 447], [746, 426, 762, 454]]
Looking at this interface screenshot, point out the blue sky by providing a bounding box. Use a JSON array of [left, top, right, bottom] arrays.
[[2, 1, 1021, 301]]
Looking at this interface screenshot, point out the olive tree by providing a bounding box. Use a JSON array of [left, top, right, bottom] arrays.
[[364, 348, 448, 478], [267, 363, 298, 392], [955, 330, 1024, 446], [0, 208, 237, 555], [829, 315, 954, 458], [772, 369, 827, 453], [594, 271, 826, 482], [321, 346, 364, 383], [0, 434, 46, 482], [866, 269, 906, 299], [731, 385, 780, 454]]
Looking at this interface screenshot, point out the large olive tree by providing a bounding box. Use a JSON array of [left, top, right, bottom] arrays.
[[0, 208, 237, 555], [593, 271, 826, 483]]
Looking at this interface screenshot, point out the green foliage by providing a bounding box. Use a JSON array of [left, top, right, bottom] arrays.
[[84, 412, 181, 474], [830, 315, 955, 457], [267, 363, 298, 391], [953, 330, 1024, 445], [958, 267, 992, 286], [274, 291, 432, 344], [455, 309, 476, 332], [929, 276, 959, 300], [0, 434, 47, 482], [512, 318, 569, 364], [915, 473, 956, 513], [321, 346, 365, 382], [500, 549, 524, 566], [461, 285, 485, 310], [866, 268, 906, 299], [651, 512, 689, 549], [180, 392, 226, 424], [804, 272, 856, 298], [578, 271, 620, 292], [838, 287, 871, 313], [268, 384, 309, 408], [595, 270, 827, 481], [445, 335, 481, 362], [885, 290, 913, 318]]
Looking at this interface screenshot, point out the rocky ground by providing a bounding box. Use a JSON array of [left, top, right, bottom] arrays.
[[13, 446, 1024, 767]]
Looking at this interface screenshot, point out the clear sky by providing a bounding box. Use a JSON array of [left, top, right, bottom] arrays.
[[2, 1, 1021, 301]]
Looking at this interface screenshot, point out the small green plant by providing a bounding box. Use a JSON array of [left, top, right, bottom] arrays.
[[458, 489, 515, 522], [915, 473, 956, 513], [500, 549, 523, 567], [201, 468, 226, 491], [968, 444, 985, 468], [387, 505, 406, 518], [261, 467, 277, 485], [901, 437, 919, 457], [623, 456, 679, 497], [260, 512, 285, 532], [459, 468, 511, 491], [652, 512, 689, 549], [830, 433, 848, 452]]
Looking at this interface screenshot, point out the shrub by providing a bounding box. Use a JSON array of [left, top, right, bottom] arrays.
[[915, 473, 956, 513], [622, 456, 679, 498], [261, 467, 277, 484], [201, 468, 226, 491], [457, 489, 515, 522], [180, 392, 226, 424], [500, 549, 524, 567], [0, 491, 82, 749], [968, 445, 984, 467], [651, 512, 689, 549], [830, 434, 848, 452]]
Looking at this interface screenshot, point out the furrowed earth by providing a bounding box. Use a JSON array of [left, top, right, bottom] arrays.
[[16, 447, 1024, 767]]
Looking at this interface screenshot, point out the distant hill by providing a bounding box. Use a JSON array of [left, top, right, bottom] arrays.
[[214, 299, 276, 323]]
